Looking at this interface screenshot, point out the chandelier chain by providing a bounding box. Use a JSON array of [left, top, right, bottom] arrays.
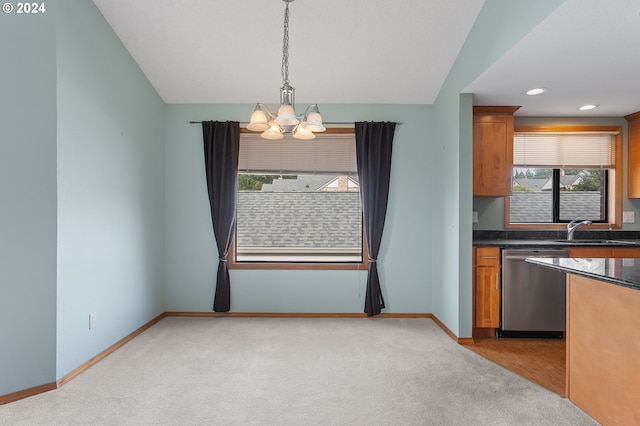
[[281, 0, 290, 86], [247, 0, 327, 139]]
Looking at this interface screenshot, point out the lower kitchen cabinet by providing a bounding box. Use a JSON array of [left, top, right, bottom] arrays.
[[471, 244, 640, 338], [568, 247, 640, 258], [611, 247, 640, 257], [473, 247, 501, 329], [566, 273, 640, 425], [567, 247, 613, 258]]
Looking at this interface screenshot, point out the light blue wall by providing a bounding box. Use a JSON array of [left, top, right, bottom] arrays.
[[431, 0, 564, 337], [164, 104, 433, 313], [474, 116, 640, 231], [0, 2, 58, 396], [55, 0, 166, 377]]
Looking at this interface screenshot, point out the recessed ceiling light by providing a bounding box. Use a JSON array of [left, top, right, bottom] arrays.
[[526, 88, 546, 96], [578, 104, 599, 111]]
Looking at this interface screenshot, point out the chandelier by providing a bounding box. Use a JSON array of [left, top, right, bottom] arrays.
[[247, 0, 325, 140]]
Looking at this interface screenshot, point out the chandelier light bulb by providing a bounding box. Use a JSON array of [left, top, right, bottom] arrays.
[[261, 122, 284, 140], [247, 108, 270, 131], [274, 104, 299, 126], [304, 110, 326, 132], [293, 122, 315, 140]]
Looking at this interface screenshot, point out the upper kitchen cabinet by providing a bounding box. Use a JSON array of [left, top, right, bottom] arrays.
[[625, 111, 640, 198], [473, 106, 520, 197]]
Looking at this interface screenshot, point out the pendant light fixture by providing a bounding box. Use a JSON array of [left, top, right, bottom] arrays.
[[247, 0, 325, 140]]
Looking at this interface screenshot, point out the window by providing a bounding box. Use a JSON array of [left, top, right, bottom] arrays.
[[231, 130, 366, 269], [506, 127, 622, 228], [510, 168, 608, 223]]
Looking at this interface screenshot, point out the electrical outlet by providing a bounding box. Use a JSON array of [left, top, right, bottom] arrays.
[[89, 313, 97, 329], [623, 211, 635, 223], [472, 211, 478, 223]]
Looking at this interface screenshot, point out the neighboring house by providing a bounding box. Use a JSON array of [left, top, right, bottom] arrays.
[[513, 178, 548, 191], [318, 176, 360, 192], [261, 175, 335, 192], [261, 175, 359, 192], [560, 174, 583, 190], [514, 174, 584, 192]]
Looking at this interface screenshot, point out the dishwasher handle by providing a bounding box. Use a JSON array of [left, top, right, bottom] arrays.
[[505, 255, 536, 260], [504, 254, 568, 261]]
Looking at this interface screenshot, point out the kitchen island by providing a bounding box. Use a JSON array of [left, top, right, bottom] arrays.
[[527, 257, 640, 426]]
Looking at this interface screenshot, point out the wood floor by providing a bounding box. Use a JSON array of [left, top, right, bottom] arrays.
[[464, 337, 566, 397]]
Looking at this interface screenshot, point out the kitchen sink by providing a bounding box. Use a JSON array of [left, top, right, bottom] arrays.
[[551, 239, 638, 245]]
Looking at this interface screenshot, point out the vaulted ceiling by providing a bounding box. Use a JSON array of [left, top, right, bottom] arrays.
[[93, 0, 640, 117]]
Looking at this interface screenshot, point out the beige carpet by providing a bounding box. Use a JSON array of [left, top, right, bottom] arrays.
[[0, 317, 597, 425]]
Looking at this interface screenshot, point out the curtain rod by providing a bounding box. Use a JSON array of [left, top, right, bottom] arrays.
[[189, 121, 402, 125]]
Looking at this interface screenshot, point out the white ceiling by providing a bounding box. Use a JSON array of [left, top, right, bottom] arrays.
[[92, 0, 640, 117], [465, 0, 640, 117], [92, 0, 484, 105]]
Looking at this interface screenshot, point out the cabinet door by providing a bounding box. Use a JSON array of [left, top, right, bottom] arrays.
[[475, 266, 500, 328], [569, 247, 640, 258], [472, 106, 519, 197], [567, 247, 613, 258], [612, 247, 640, 258], [473, 121, 511, 197], [626, 111, 640, 198]]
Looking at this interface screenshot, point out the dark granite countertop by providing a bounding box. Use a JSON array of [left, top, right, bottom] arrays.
[[473, 239, 640, 248], [526, 257, 640, 291], [473, 230, 640, 248]]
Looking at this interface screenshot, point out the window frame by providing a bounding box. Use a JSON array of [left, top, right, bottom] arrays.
[[229, 128, 369, 271], [505, 125, 622, 229]]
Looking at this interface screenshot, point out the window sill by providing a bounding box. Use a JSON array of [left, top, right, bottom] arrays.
[[228, 237, 369, 271], [228, 261, 368, 271]]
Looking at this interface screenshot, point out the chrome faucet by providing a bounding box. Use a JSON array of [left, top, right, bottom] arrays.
[[567, 219, 592, 240]]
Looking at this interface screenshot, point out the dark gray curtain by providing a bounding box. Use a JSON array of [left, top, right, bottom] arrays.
[[355, 121, 396, 317], [202, 121, 240, 312]]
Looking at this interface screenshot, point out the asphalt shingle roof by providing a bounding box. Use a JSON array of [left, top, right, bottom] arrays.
[[236, 191, 362, 248], [510, 191, 603, 223]]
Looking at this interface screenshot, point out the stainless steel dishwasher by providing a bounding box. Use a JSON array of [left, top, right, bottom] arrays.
[[499, 248, 568, 338]]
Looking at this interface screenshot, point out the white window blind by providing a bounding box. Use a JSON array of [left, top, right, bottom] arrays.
[[238, 133, 357, 174], [513, 132, 616, 168]]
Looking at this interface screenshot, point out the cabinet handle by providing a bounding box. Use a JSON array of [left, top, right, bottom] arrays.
[[495, 273, 499, 290], [480, 256, 499, 259]]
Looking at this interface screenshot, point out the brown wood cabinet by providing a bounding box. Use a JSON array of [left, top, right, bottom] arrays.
[[568, 246, 640, 258], [625, 111, 640, 198], [566, 274, 640, 425], [567, 247, 613, 258], [473, 247, 501, 328], [611, 247, 640, 257], [473, 106, 520, 197]]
